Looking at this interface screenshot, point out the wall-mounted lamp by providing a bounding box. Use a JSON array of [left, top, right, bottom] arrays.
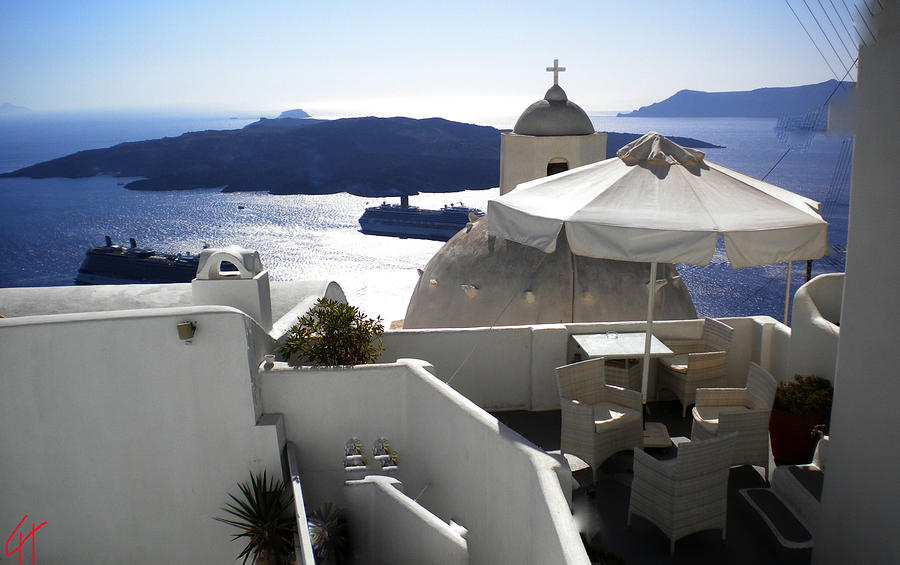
[[460, 284, 479, 298], [176, 321, 196, 341]]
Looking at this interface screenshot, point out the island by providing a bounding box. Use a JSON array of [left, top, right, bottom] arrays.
[[0, 102, 30, 115], [618, 79, 854, 118], [0, 116, 722, 196], [277, 108, 311, 119]]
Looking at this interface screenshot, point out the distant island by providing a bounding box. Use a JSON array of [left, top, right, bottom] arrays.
[[618, 79, 853, 118], [0, 102, 30, 115], [277, 108, 311, 119], [0, 115, 721, 196]]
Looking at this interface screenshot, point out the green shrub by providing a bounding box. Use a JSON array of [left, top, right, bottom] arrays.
[[280, 298, 384, 366], [215, 471, 296, 565], [774, 375, 833, 416]]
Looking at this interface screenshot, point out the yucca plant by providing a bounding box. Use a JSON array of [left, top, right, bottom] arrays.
[[215, 471, 296, 565], [308, 503, 351, 565]]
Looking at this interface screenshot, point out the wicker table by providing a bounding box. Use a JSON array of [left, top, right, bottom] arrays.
[[571, 332, 674, 391]]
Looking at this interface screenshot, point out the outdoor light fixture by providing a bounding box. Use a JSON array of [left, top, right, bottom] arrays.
[[176, 321, 196, 340]]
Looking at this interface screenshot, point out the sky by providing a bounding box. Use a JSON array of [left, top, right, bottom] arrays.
[[0, 0, 858, 123]]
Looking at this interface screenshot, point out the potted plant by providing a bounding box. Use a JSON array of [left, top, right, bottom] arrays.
[[215, 471, 296, 565], [769, 375, 833, 464], [372, 437, 399, 475], [307, 503, 351, 565], [344, 437, 368, 480], [280, 298, 384, 367]]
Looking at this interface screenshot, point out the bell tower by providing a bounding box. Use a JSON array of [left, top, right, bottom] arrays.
[[499, 60, 606, 194]]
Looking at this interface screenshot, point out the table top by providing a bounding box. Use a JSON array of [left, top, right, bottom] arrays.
[[571, 332, 673, 360], [642, 422, 673, 449]]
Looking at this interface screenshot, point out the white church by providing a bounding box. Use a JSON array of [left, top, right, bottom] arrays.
[[1, 5, 899, 563]]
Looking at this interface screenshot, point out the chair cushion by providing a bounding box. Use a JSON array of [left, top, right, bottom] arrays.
[[660, 355, 689, 373], [692, 405, 750, 434], [594, 402, 640, 431]]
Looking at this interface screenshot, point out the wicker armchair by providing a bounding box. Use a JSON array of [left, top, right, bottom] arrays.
[[628, 433, 738, 554], [658, 317, 734, 417], [556, 358, 643, 482], [691, 362, 778, 471]]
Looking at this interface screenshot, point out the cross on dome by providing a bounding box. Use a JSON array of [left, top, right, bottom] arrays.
[[546, 59, 565, 85]]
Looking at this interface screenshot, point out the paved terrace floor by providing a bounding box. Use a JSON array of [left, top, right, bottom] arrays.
[[492, 401, 799, 565]]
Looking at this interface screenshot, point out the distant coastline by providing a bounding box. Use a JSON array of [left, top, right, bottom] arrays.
[[0, 102, 30, 115], [618, 80, 853, 118], [0, 115, 722, 197]]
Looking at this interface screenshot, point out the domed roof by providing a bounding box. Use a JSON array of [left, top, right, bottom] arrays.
[[403, 218, 697, 329], [513, 84, 595, 137]]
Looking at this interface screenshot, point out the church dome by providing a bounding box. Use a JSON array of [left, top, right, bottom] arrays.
[[403, 218, 697, 329], [513, 84, 595, 137]]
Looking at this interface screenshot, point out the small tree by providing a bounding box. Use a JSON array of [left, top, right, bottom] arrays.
[[215, 471, 296, 565], [280, 298, 384, 366]]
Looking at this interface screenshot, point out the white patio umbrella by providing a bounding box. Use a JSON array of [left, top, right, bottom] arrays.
[[488, 132, 828, 402]]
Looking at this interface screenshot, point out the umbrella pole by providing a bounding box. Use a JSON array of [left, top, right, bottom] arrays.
[[641, 262, 658, 408], [783, 261, 792, 324]]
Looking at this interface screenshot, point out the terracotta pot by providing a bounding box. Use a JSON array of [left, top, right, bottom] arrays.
[[769, 409, 825, 464]]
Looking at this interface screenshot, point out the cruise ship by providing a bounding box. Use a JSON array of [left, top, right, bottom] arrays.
[[358, 195, 484, 241], [75, 236, 201, 284]]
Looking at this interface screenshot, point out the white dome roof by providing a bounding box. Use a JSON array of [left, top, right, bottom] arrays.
[[512, 85, 594, 137], [403, 218, 697, 328]]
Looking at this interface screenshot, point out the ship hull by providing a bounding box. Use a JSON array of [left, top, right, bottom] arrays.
[[358, 204, 483, 242], [76, 249, 198, 285]]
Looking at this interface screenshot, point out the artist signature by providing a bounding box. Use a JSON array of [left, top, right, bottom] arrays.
[[5, 516, 47, 565]]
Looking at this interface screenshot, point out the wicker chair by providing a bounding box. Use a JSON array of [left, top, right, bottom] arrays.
[[691, 362, 778, 471], [556, 358, 643, 482], [628, 432, 738, 554], [658, 317, 734, 417]]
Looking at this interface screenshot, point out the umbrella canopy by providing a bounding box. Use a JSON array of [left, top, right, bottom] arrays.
[[488, 132, 828, 269], [488, 132, 828, 403]]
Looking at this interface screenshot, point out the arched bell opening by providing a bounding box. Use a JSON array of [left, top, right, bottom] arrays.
[[547, 157, 569, 176]]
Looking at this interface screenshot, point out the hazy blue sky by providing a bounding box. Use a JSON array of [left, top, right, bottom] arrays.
[[0, 0, 855, 121]]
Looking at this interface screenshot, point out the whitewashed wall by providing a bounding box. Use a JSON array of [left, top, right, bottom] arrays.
[[345, 475, 468, 565], [0, 307, 283, 565], [260, 360, 589, 565], [381, 316, 790, 412], [815, 3, 900, 562], [789, 274, 843, 382]]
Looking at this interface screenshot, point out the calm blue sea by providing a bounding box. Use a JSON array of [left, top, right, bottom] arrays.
[[0, 112, 849, 323]]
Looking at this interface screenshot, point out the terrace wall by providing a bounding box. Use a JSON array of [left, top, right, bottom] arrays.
[[260, 360, 588, 565], [0, 307, 283, 565], [816, 5, 900, 562], [345, 475, 468, 565], [381, 316, 790, 411]]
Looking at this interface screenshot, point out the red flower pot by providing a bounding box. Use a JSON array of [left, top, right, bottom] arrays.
[[769, 409, 826, 464]]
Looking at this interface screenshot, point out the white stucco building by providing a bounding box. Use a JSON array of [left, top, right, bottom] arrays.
[[2, 7, 900, 561]]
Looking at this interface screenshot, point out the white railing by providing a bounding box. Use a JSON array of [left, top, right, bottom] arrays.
[[286, 442, 317, 565]]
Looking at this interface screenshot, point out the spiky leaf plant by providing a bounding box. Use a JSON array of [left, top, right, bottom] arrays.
[[280, 297, 384, 366], [215, 471, 296, 565], [308, 503, 350, 565]]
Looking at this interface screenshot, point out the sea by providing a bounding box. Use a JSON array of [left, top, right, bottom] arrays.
[[0, 111, 849, 325]]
